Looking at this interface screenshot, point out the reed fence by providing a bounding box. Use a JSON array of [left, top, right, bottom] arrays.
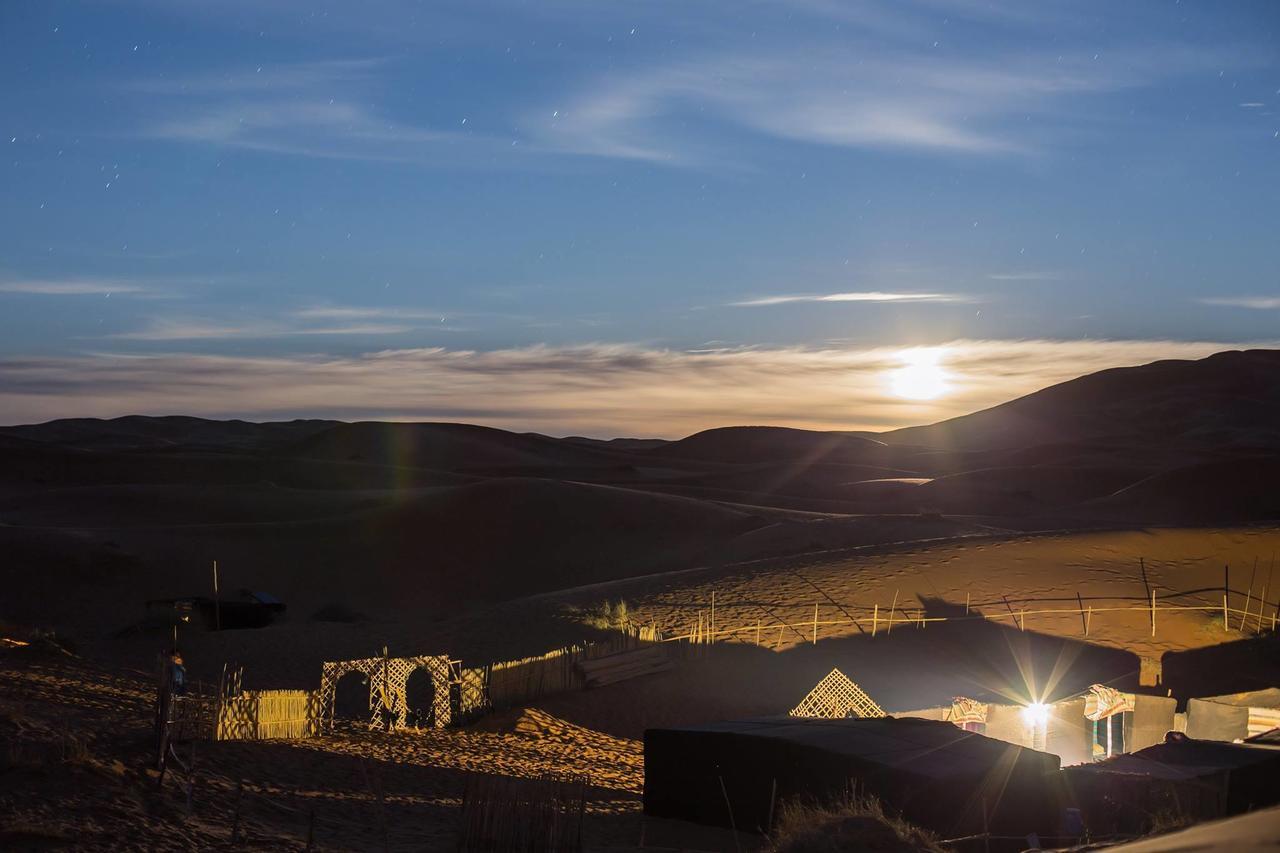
[[665, 575, 1280, 649]]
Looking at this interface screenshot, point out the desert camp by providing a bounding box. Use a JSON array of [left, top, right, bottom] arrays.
[[4, 1, 1280, 849]]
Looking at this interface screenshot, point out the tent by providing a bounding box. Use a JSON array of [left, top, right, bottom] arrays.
[[1063, 734, 1280, 834], [644, 716, 1060, 838], [1186, 688, 1280, 741]]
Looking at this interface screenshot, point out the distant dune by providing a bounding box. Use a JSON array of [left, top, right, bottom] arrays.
[[1, 348, 1277, 661], [883, 349, 1280, 453], [649, 425, 889, 466], [284, 421, 628, 472]]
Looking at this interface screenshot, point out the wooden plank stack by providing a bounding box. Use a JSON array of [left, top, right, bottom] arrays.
[[575, 645, 672, 688]]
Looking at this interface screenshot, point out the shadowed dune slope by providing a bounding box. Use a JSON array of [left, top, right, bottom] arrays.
[[0, 478, 768, 634], [649, 426, 890, 466], [1082, 457, 1280, 524], [0, 414, 337, 451], [283, 421, 633, 472], [883, 349, 1280, 452]]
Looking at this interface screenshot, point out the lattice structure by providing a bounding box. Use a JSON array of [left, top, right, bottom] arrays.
[[947, 696, 989, 726], [319, 654, 453, 731], [789, 668, 886, 719]]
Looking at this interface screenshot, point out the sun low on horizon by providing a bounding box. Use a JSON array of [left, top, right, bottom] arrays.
[[888, 347, 953, 401]]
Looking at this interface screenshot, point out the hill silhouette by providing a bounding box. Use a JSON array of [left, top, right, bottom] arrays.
[[1, 348, 1277, 655]]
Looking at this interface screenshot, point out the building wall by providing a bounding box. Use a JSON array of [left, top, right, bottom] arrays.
[[984, 704, 1033, 749], [1128, 694, 1177, 752], [1187, 698, 1250, 741], [1046, 697, 1093, 766]]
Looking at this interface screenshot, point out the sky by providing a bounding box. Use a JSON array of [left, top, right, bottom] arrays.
[[1, 0, 1277, 436]]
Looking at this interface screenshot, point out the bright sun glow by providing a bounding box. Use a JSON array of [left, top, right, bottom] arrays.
[[888, 348, 951, 400], [1021, 702, 1049, 727]]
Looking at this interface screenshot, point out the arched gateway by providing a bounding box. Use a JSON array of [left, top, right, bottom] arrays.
[[319, 653, 453, 730]]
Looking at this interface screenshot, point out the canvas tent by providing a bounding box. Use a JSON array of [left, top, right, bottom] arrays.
[[899, 684, 1176, 767], [644, 716, 1061, 838], [1063, 734, 1280, 833], [1186, 688, 1280, 742]]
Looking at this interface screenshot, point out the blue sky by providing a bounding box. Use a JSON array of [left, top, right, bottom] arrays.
[[0, 1, 1277, 433]]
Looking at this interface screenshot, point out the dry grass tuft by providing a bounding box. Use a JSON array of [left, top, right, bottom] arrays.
[[769, 794, 948, 853], [571, 599, 632, 631]]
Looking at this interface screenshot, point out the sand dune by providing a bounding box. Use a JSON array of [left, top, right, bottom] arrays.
[[650, 426, 890, 466], [1084, 457, 1280, 524], [884, 349, 1280, 453], [285, 421, 631, 472]]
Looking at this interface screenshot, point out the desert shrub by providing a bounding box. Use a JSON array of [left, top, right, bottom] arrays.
[[769, 794, 947, 853], [573, 599, 631, 631]]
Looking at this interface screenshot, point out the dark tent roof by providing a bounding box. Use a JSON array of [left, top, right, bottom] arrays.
[[656, 715, 1055, 780], [1073, 735, 1280, 781]]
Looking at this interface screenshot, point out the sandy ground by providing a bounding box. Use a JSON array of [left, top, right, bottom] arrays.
[[0, 649, 669, 852], [4, 526, 1279, 851]]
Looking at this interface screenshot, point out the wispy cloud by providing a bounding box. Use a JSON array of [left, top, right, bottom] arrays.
[[1197, 296, 1280, 310], [108, 315, 420, 341], [0, 278, 151, 296], [0, 339, 1248, 436], [132, 59, 494, 164], [530, 42, 1235, 164], [731, 292, 971, 307], [293, 305, 445, 321], [986, 272, 1062, 282]]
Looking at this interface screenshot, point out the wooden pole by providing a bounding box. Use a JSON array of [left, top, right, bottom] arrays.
[[776, 624, 784, 649], [1019, 608, 1026, 632], [1223, 593, 1230, 632], [756, 619, 761, 647], [887, 590, 899, 635], [212, 560, 221, 632], [1151, 588, 1157, 637], [1086, 606, 1092, 636], [872, 604, 879, 637], [965, 591, 970, 615], [812, 603, 819, 645], [1240, 560, 1256, 631], [1258, 557, 1272, 634]]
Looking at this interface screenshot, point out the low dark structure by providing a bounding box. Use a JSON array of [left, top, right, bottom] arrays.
[[1062, 733, 1280, 836], [145, 590, 286, 630], [644, 716, 1061, 840]]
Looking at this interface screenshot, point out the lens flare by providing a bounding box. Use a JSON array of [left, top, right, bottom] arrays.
[[1021, 702, 1049, 727], [888, 347, 951, 400]]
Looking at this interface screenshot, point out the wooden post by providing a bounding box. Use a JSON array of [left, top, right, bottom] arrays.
[[212, 560, 221, 632], [711, 591, 716, 645], [1223, 593, 1230, 632], [1086, 606, 1092, 637], [776, 624, 784, 649], [1019, 608, 1026, 631], [872, 604, 879, 637], [1151, 588, 1157, 637], [756, 619, 761, 646], [887, 590, 898, 635], [965, 591, 970, 615], [1257, 564, 1270, 634], [1240, 561, 1256, 632], [812, 603, 819, 645]]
